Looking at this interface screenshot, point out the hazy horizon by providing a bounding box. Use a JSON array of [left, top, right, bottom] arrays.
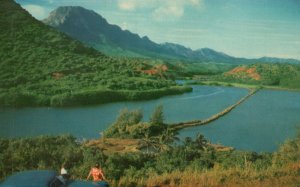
[[15, 0, 300, 60]]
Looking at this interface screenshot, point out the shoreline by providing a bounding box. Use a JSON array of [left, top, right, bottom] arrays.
[[0, 85, 192, 108], [3, 81, 299, 108], [189, 80, 300, 92]]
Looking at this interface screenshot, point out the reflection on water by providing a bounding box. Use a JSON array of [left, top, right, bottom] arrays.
[[180, 87, 224, 100]]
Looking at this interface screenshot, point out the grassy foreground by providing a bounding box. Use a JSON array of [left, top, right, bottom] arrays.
[[126, 165, 300, 187], [1, 133, 299, 187]]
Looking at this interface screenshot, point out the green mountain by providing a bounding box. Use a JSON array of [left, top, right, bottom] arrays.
[[0, 0, 190, 107], [43, 6, 300, 65], [42, 6, 246, 64]]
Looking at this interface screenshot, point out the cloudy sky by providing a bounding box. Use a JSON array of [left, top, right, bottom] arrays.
[[15, 0, 300, 59]]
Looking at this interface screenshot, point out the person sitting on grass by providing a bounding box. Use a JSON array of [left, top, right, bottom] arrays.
[[87, 163, 108, 186]]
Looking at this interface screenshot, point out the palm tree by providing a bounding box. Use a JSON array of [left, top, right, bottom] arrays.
[[140, 133, 159, 154], [183, 133, 208, 152], [160, 128, 179, 144], [194, 133, 208, 150], [151, 128, 178, 152]]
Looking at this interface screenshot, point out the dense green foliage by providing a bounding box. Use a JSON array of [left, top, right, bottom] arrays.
[[141, 58, 236, 78], [273, 128, 300, 166], [174, 62, 236, 77], [217, 63, 300, 89], [0, 0, 191, 107], [1, 131, 299, 184], [104, 106, 169, 139], [0, 135, 106, 180], [104, 108, 147, 138]]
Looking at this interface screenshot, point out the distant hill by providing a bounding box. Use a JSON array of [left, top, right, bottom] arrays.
[[43, 6, 300, 65], [220, 63, 300, 89], [257, 57, 300, 64], [0, 0, 189, 107]]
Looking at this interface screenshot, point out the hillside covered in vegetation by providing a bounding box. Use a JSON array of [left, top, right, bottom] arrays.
[[197, 63, 300, 89], [0, 0, 190, 107]]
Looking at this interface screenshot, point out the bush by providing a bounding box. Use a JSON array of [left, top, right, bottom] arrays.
[[272, 128, 300, 166]]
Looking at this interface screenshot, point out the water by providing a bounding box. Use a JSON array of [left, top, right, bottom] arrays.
[[0, 86, 299, 152], [179, 89, 300, 152], [0, 86, 246, 139]]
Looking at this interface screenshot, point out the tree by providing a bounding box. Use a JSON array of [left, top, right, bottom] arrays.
[[140, 133, 159, 154], [183, 137, 193, 147], [183, 134, 208, 150], [154, 129, 177, 152], [150, 105, 164, 126], [158, 128, 179, 149], [115, 108, 143, 127], [194, 133, 208, 150], [104, 108, 143, 138]]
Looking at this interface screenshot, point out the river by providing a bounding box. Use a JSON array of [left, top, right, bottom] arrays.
[[0, 85, 299, 152]]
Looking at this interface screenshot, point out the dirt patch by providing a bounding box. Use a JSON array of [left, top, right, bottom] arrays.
[[140, 64, 168, 77], [208, 143, 234, 152], [52, 72, 64, 80], [226, 67, 261, 80]]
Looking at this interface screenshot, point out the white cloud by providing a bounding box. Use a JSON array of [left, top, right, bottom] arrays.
[[189, 0, 201, 5], [118, 0, 158, 10], [152, 5, 184, 21], [118, 0, 203, 21], [118, 0, 136, 11], [22, 4, 47, 20], [152, 0, 203, 21]]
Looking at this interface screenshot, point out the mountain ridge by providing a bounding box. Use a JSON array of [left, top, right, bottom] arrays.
[[43, 6, 300, 64]]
